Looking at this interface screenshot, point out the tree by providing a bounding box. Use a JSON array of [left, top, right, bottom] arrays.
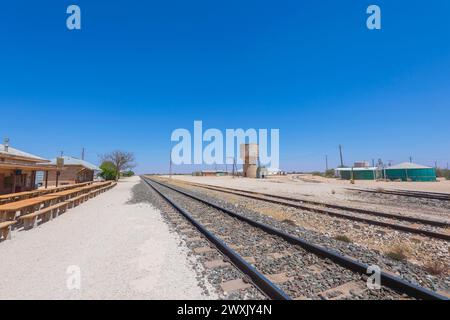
[[99, 161, 117, 181], [100, 151, 136, 181], [325, 169, 335, 178], [121, 170, 135, 177]]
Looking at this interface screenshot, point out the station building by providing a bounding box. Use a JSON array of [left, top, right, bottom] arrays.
[[0, 142, 51, 195], [44, 156, 100, 186]]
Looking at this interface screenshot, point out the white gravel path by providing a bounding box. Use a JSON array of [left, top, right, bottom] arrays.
[[0, 177, 209, 300]]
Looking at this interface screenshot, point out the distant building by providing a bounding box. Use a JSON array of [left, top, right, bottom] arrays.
[[266, 167, 284, 175], [335, 167, 379, 180], [257, 167, 268, 178], [0, 142, 51, 194], [44, 156, 100, 186], [385, 162, 436, 182], [193, 170, 228, 177], [353, 161, 370, 168], [335, 162, 437, 182]]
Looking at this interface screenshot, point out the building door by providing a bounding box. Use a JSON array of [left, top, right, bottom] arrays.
[[0, 174, 4, 194], [14, 174, 27, 192]]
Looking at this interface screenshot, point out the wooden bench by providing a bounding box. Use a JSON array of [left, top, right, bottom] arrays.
[[18, 202, 70, 230], [68, 194, 89, 208], [90, 188, 104, 197], [0, 221, 16, 241], [97, 187, 108, 194]]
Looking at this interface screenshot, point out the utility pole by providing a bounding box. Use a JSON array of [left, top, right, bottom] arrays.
[[339, 145, 344, 168], [81, 147, 85, 160], [232, 157, 237, 178], [325, 155, 328, 171], [169, 152, 172, 179]]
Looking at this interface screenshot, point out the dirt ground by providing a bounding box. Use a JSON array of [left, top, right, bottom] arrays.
[[167, 174, 450, 195], [166, 174, 450, 222]]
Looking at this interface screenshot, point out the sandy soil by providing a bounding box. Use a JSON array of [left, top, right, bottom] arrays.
[[171, 174, 450, 193], [0, 177, 210, 300], [289, 174, 450, 193]]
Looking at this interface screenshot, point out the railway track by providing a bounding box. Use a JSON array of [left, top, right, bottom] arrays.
[[169, 180, 450, 241], [348, 188, 450, 202], [142, 176, 447, 300]]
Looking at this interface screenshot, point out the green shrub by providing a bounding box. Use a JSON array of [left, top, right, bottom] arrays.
[[436, 168, 450, 179], [99, 161, 117, 181]]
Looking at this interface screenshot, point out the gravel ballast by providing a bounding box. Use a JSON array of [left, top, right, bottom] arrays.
[[146, 178, 418, 300], [154, 177, 449, 296]]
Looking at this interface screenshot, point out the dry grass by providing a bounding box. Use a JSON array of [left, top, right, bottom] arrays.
[[281, 219, 297, 226], [385, 245, 408, 261], [258, 207, 290, 221], [424, 261, 448, 276], [334, 235, 352, 243]]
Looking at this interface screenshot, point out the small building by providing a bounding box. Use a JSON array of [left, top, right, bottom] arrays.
[[354, 161, 370, 168], [335, 167, 380, 180], [0, 141, 51, 194], [44, 156, 100, 186], [195, 170, 228, 177], [385, 162, 436, 182], [336, 162, 437, 182], [257, 167, 268, 178], [266, 167, 285, 176]]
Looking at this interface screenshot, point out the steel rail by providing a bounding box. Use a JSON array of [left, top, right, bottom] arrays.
[[174, 181, 450, 241], [348, 188, 450, 201], [184, 182, 450, 228], [145, 176, 448, 301], [142, 177, 291, 300]]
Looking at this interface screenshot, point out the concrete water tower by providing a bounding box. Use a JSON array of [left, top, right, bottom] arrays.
[[240, 143, 258, 178]]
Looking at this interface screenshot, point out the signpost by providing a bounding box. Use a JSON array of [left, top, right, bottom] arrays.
[[56, 157, 64, 187]]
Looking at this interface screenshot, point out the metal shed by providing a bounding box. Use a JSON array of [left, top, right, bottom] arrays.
[[335, 167, 379, 180], [385, 162, 436, 182]]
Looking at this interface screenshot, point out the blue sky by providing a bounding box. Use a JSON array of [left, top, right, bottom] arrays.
[[0, 1, 449, 173]]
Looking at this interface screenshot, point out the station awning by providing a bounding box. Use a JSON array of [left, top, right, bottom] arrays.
[[0, 163, 58, 171]]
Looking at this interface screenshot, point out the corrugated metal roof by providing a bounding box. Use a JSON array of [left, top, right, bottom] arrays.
[[48, 156, 100, 171], [335, 167, 378, 171], [387, 162, 432, 170], [0, 144, 48, 162]]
